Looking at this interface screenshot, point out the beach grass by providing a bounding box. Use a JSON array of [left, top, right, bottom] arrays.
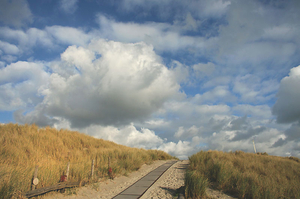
[[0, 123, 174, 198], [185, 150, 300, 199]]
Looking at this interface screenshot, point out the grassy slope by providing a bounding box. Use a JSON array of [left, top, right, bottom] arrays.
[[0, 123, 174, 198], [185, 150, 300, 199]]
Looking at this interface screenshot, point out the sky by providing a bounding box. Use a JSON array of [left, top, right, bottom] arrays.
[[0, 0, 300, 159]]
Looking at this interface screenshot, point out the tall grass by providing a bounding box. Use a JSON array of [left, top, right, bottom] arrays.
[[186, 150, 300, 199], [0, 123, 174, 198], [185, 170, 207, 199]]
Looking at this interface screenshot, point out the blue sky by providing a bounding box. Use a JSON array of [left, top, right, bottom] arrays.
[[1, 0, 300, 159]]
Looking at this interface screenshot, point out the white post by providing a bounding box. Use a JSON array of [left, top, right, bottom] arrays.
[[253, 140, 257, 153], [66, 162, 70, 181]]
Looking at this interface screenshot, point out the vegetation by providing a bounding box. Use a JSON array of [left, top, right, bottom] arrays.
[[0, 123, 174, 198], [185, 150, 300, 199]]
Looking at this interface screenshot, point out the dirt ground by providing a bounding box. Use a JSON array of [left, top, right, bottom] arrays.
[[42, 160, 236, 199]]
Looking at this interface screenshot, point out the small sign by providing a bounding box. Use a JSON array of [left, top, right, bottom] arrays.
[[33, 178, 39, 186]]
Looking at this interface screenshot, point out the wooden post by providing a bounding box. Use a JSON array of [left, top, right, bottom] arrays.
[[95, 156, 98, 168], [91, 159, 95, 179], [108, 156, 113, 179], [31, 166, 39, 190], [66, 162, 70, 181]]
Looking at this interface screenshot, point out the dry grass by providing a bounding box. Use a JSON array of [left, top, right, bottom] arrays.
[[0, 123, 175, 198], [186, 150, 300, 199]]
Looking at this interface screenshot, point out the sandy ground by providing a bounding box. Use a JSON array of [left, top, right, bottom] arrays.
[[140, 160, 188, 199], [42, 159, 236, 199], [140, 160, 236, 199], [42, 160, 169, 199], [206, 188, 237, 199]]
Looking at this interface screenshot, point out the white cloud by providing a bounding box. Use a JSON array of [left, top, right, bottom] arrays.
[[202, 76, 231, 88], [96, 14, 212, 52], [0, 41, 20, 54], [110, 124, 164, 149], [175, 125, 199, 138], [17, 39, 181, 128], [59, 0, 78, 14], [145, 119, 170, 128], [158, 140, 198, 160], [273, 65, 300, 123], [0, 61, 49, 110], [0, 61, 5, 68], [233, 74, 279, 103], [193, 62, 215, 76], [232, 104, 272, 119], [52, 120, 195, 159], [196, 104, 230, 115], [216, 0, 300, 77], [0, 0, 32, 27], [45, 26, 92, 46], [0, 26, 93, 59], [118, 0, 231, 19], [262, 25, 299, 42], [83, 124, 164, 149], [0, 55, 17, 63], [199, 0, 231, 17], [193, 86, 236, 104], [0, 27, 54, 50]]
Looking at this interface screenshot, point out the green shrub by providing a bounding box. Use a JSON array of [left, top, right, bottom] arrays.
[[185, 170, 208, 199]]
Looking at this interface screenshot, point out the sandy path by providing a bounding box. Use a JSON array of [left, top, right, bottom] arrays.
[[140, 160, 236, 199], [43, 159, 236, 199], [43, 160, 169, 199], [140, 160, 188, 199]]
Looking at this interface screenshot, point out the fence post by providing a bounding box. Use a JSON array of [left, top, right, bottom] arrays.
[[108, 157, 113, 179], [66, 162, 70, 181], [91, 159, 95, 179], [31, 166, 39, 190], [95, 156, 98, 168]]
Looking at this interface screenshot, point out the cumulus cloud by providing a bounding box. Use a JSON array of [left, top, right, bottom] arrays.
[[50, 118, 197, 159], [0, 61, 49, 110], [16, 39, 180, 128], [91, 124, 164, 149], [0, 0, 32, 27], [273, 65, 300, 123], [158, 140, 198, 160]]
